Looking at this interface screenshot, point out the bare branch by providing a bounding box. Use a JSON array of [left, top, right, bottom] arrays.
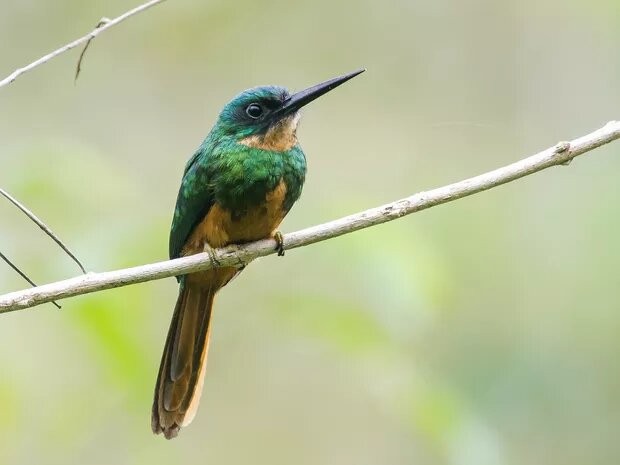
[[0, 0, 166, 89], [0, 187, 86, 273], [74, 17, 111, 82], [0, 251, 61, 309], [1, 120, 618, 314]]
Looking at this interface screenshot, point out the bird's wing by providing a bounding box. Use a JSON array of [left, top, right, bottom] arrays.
[[169, 148, 214, 260]]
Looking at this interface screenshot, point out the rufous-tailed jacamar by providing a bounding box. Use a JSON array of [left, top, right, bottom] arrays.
[[152, 69, 365, 439]]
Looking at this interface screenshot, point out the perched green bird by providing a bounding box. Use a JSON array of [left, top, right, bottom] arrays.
[[152, 69, 365, 439]]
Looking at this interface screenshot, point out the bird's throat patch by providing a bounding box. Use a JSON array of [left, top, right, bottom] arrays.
[[239, 114, 300, 152]]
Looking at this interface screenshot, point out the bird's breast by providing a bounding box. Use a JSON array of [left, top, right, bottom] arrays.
[[182, 179, 288, 254]]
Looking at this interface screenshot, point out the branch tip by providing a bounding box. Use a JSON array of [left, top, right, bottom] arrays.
[[0, 188, 87, 273], [75, 17, 113, 83]]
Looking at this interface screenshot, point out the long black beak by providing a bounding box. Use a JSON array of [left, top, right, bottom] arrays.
[[272, 68, 365, 120]]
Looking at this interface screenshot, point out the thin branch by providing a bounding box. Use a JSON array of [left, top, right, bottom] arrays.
[[0, 187, 86, 273], [0, 0, 166, 89], [0, 251, 61, 309], [1, 120, 619, 314], [74, 17, 111, 82]]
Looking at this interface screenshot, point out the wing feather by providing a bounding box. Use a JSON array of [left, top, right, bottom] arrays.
[[169, 147, 214, 261]]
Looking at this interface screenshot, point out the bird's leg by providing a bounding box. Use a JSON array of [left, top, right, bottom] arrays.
[[203, 243, 222, 267], [274, 231, 285, 257]]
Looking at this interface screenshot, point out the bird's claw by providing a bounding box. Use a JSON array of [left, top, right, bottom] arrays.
[[274, 231, 285, 256], [203, 244, 221, 267]]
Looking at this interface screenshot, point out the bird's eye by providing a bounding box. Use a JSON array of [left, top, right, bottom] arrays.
[[245, 103, 263, 119]]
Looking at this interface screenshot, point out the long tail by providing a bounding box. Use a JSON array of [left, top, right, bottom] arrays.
[[152, 281, 216, 439]]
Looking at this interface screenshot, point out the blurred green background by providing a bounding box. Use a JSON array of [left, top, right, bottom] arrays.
[[1, 0, 619, 464]]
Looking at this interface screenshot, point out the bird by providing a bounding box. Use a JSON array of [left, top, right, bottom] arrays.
[[151, 69, 365, 439]]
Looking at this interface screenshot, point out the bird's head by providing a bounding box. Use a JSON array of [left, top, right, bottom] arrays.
[[214, 69, 365, 152]]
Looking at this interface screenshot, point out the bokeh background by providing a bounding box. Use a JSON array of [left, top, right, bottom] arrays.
[[1, 0, 619, 464]]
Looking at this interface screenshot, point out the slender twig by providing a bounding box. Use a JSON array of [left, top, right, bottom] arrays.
[[1, 121, 618, 314], [74, 17, 111, 82], [0, 187, 86, 273], [0, 251, 61, 309], [0, 0, 166, 89]]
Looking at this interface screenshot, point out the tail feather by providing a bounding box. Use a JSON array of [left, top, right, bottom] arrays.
[[152, 282, 215, 439]]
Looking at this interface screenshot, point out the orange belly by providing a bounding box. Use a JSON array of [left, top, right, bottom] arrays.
[[181, 179, 288, 287]]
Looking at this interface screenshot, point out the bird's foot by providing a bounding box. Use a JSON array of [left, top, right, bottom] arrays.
[[203, 244, 222, 267], [274, 231, 285, 257]]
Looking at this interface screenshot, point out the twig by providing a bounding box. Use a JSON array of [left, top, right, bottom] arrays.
[[0, 120, 618, 313], [74, 17, 111, 82], [0, 0, 166, 89], [0, 187, 86, 273], [0, 251, 61, 309]]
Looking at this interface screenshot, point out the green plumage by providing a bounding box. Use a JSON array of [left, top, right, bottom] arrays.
[[169, 86, 307, 261], [154, 70, 364, 439]]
